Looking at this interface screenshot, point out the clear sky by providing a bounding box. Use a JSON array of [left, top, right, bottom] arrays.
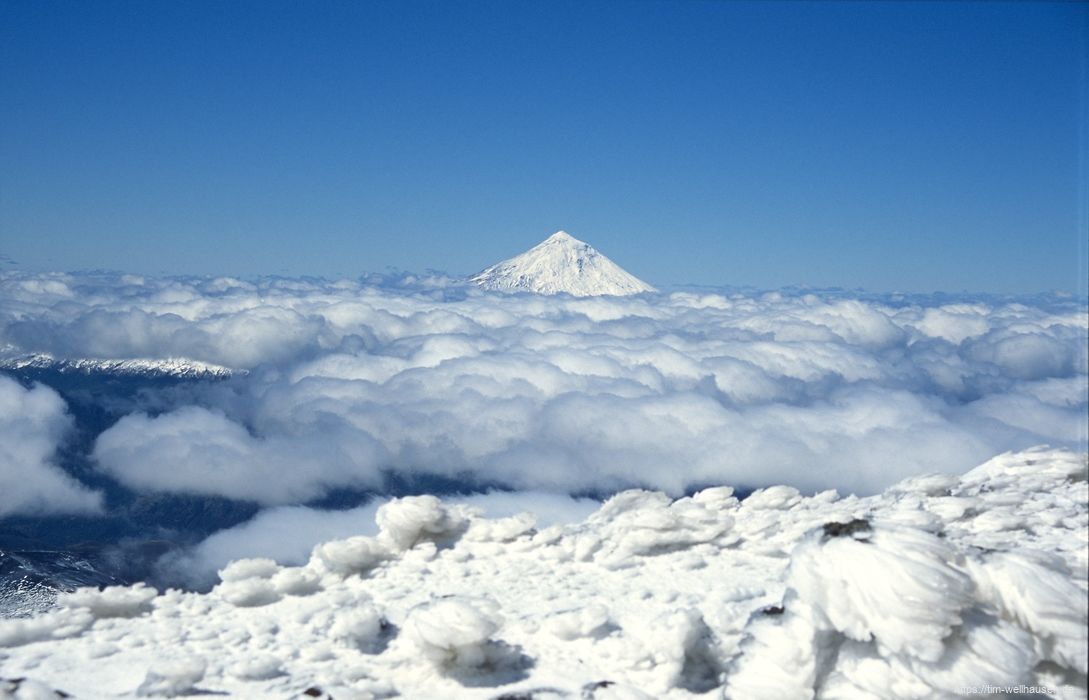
[[1, 0, 1086, 294]]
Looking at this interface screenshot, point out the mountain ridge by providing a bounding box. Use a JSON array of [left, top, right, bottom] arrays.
[[0, 353, 236, 379]]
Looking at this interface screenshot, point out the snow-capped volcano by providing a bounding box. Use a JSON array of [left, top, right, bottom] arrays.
[[470, 231, 656, 297]]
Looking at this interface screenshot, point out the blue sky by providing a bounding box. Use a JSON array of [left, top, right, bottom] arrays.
[[1, 1, 1086, 294]]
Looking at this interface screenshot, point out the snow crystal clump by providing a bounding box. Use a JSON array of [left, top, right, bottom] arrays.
[[966, 549, 1089, 674], [819, 612, 1038, 699], [310, 535, 390, 577], [728, 511, 1089, 698], [462, 512, 537, 542], [0, 607, 92, 648], [405, 598, 501, 668], [544, 604, 612, 641], [740, 485, 803, 510], [580, 489, 736, 568], [959, 446, 1087, 492], [791, 522, 974, 660], [136, 658, 206, 697], [626, 608, 724, 693], [329, 605, 385, 652], [886, 472, 958, 496], [228, 653, 284, 681], [723, 612, 824, 699], [217, 557, 281, 582], [214, 578, 281, 608], [57, 583, 157, 619], [270, 566, 322, 596], [376, 495, 470, 551]]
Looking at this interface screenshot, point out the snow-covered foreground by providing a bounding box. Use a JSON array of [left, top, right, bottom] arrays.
[[2, 447, 1086, 699]]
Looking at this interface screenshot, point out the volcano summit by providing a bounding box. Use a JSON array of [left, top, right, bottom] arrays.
[[470, 231, 656, 297]]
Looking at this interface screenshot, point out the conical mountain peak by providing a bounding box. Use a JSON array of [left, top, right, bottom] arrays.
[[470, 231, 655, 297]]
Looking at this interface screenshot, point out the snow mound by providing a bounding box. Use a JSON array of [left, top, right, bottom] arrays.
[[470, 231, 656, 297], [217, 558, 281, 582], [310, 535, 390, 577], [56, 583, 157, 619], [405, 597, 501, 668], [791, 521, 974, 661], [0, 607, 92, 648], [375, 494, 471, 551], [0, 448, 1084, 698], [573, 489, 738, 568], [727, 512, 1088, 699], [966, 549, 1089, 674], [214, 578, 282, 608], [228, 653, 284, 681], [136, 658, 206, 697]]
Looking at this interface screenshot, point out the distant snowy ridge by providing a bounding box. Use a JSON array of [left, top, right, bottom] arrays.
[[470, 230, 656, 296], [0, 353, 236, 379], [1, 447, 1085, 698]]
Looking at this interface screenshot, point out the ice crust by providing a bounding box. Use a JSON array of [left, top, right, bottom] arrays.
[[0, 448, 1085, 699]]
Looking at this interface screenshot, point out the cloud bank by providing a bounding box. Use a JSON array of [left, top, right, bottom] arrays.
[[1, 271, 1085, 504], [0, 375, 102, 517]]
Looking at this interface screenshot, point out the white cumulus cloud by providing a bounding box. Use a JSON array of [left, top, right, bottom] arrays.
[[1, 272, 1085, 503], [0, 376, 102, 517]]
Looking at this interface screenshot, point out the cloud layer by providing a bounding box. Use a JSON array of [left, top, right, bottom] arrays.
[[1, 271, 1086, 503], [0, 375, 102, 517]]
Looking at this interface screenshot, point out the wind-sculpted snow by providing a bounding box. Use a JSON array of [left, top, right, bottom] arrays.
[[1, 271, 1085, 507], [0, 448, 1084, 698], [158, 492, 602, 588]]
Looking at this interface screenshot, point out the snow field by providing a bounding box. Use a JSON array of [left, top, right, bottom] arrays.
[[0, 447, 1086, 699]]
